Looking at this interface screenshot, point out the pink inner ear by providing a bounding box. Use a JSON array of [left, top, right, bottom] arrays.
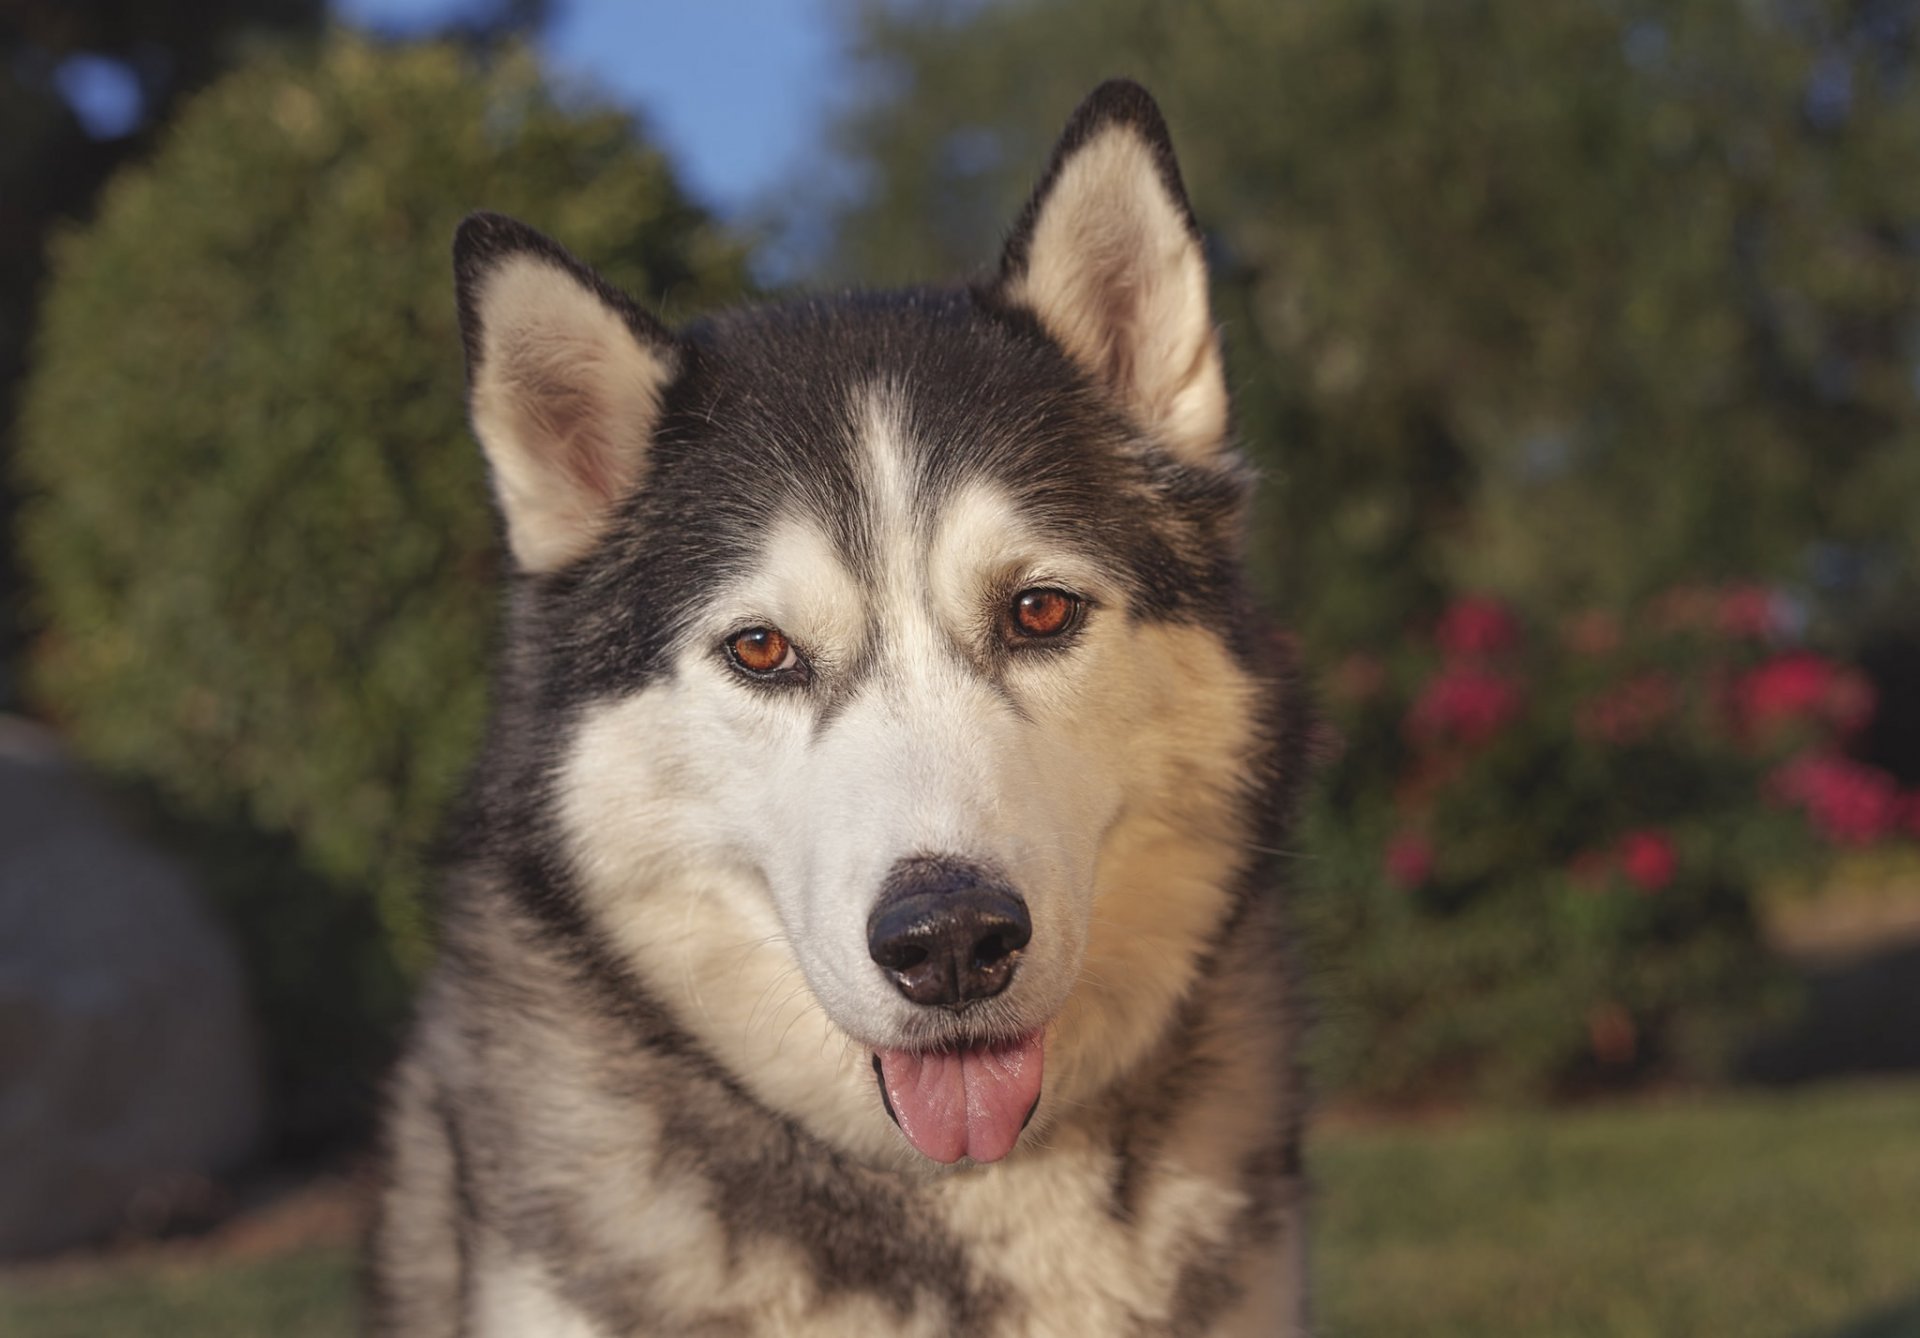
[[503, 347, 630, 512], [539, 394, 621, 507]]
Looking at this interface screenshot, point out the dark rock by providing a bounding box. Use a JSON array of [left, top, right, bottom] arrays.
[[0, 717, 262, 1257]]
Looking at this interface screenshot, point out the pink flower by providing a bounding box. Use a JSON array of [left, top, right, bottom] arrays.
[[1737, 652, 1877, 738], [1716, 584, 1778, 639], [1406, 668, 1525, 748], [1576, 672, 1677, 745], [1738, 652, 1835, 726], [1617, 829, 1678, 892], [1384, 833, 1435, 888], [1770, 753, 1903, 846], [1826, 669, 1877, 736], [1434, 596, 1521, 659]]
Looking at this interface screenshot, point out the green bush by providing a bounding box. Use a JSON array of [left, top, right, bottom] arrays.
[[15, 33, 746, 1128]]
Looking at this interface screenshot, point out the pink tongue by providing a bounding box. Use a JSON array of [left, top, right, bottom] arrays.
[[876, 1032, 1044, 1164]]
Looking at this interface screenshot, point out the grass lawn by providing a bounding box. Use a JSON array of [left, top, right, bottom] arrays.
[[0, 1245, 355, 1338], [1314, 1079, 1920, 1337], [3, 1080, 1918, 1336]]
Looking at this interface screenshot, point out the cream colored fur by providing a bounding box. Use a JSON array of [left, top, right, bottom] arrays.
[[385, 86, 1305, 1338], [467, 255, 676, 572], [555, 387, 1261, 1158], [541, 387, 1300, 1334], [1003, 127, 1229, 460]]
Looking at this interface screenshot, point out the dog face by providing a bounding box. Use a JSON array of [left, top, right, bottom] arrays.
[[456, 83, 1265, 1165]]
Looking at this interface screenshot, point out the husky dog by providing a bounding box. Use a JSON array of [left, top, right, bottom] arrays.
[[368, 80, 1313, 1337]]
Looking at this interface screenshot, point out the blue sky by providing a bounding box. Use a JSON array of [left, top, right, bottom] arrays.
[[335, 0, 851, 217]]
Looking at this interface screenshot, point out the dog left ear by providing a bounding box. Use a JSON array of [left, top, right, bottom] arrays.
[[454, 212, 679, 574], [997, 80, 1228, 461]]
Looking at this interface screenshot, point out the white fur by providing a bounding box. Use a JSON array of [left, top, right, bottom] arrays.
[[469, 1251, 602, 1338], [471, 1205, 951, 1337], [1005, 127, 1229, 461], [536, 380, 1290, 1333], [554, 383, 1259, 1173]]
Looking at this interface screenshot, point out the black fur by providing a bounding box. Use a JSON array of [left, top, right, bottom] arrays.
[[453, 210, 675, 374], [999, 78, 1203, 281], [444, 279, 1259, 948]]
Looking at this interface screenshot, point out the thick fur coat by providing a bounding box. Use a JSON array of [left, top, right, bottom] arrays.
[[368, 80, 1314, 1337]]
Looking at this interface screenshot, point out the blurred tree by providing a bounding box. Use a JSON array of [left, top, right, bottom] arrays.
[[821, 0, 1920, 652], [16, 33, 747, 1142], [821, 0, 1920, 1102], [0, 2, 557, 709], [0, 1, 330, 707]]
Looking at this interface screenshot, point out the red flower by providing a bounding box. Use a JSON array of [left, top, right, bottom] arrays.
[[1576, 672, 1677, 745], [1384, 833, 1435, 888], [1617, 829, 1678, 892], [1826, 670, 1877, 736], [1435, 596, 1521, 659], [1770, 753, 1903, 846], [1737, 652, 1877, 737], [1407, 667, 1525, 748], [1716, 584, 1778, 639], [1738, 652, 1834, 724]]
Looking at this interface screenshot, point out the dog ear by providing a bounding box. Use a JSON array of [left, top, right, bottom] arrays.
[[998, 80, 1227, 461], [453, 213, 679, 573]]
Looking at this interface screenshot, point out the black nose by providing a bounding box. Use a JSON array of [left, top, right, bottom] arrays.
[[867, 859, 1032, 1008]]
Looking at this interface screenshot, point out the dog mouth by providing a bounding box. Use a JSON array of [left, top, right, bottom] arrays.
[[871, 1031, 1045, 1165]]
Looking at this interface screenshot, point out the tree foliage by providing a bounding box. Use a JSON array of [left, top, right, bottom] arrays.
[[825, 0, 1920, 648], [0, 0, 329, 705], [16, 34, 746, 1128], [824, 0, 1920, 1098]]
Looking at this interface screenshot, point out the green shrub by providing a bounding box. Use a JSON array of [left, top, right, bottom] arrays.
[[15, 33, 746, 1126]]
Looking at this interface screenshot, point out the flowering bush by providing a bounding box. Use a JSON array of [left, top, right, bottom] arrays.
[[1296, 584, 1913, 1104]]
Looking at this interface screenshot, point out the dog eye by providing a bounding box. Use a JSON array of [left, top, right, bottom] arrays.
[[1009, 588, 1082, 640], [726, 626, 804, 679]]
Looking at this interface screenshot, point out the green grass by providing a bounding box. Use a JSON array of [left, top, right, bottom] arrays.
[[3, 1081, 1918, 1336], [1314, 1080, 1920, 1337], [0, 1246, 355, 1338]]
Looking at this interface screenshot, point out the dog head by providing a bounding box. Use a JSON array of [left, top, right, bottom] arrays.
[[455, 81, 1274, 1167]]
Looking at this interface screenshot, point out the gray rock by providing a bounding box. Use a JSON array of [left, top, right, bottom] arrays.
[[0, 716, 262, 1257]]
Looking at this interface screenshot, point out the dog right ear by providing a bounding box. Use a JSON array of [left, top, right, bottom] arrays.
[[995, 81, 1227, 463], [453, 213, 679, 574]]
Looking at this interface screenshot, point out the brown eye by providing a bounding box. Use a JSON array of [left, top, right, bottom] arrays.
[[1010, 588, 1081, 640], [727, 626, 799, 676]]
